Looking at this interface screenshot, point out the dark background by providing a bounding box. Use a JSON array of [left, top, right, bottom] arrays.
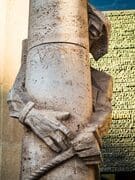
[[89, 0, 135, 10]]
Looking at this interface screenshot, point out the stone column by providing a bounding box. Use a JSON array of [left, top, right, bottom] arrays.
[[21, 0, 95, 179]]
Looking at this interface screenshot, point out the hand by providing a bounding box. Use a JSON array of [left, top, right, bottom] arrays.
[[72, 127, 101, 165], [24, 108, 73, 153]]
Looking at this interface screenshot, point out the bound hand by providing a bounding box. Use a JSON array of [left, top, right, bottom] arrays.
[[24, 108, 73, 153], [72, 126, 101, 165]]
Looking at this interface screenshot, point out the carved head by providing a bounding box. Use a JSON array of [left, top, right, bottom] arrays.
[[88, 3, 111, 60]]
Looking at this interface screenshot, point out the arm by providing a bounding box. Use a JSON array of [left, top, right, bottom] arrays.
[[72, 68, 112, 165], [72, 4, 112, 165], [91, 67, 112, 137], [7, 39, 31, 119], [7, 39, 73, 153]]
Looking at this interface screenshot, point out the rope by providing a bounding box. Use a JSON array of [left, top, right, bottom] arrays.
[[28, 148, 75, 180]]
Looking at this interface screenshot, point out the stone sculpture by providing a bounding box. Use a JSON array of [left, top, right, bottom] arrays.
[[7, 1, 112, 180]]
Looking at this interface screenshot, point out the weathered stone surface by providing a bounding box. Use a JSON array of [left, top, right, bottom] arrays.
[[6, 1, 112, 180], [22, 0, 94, 177], [28, 0, 89, 50], [91, 10, 135, 172], [8, 1, 98, 179]]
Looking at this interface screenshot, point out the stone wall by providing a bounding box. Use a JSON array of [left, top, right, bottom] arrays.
[[91, 10, 135, 172]]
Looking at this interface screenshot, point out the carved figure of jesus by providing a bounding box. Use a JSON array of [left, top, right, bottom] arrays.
[[7, 1, 112, 180]]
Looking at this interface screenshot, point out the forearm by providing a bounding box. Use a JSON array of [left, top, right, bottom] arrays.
[[7, 85, 32, 118], [7, 39, 32, 119]]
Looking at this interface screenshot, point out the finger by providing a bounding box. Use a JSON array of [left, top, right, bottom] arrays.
[[83, 155, 102, 165], [44, 137, 61, 153], [27, 120, 55, 150], [29, 121, 63, 153], [48, 117, 74, 140], [58, 123, 74, 140], [77, 149, 92, 158], [73, 139, 92, 151], [77, 148, 100, 158], [50, 131, 69, 151], [27, 118, 46, 140], [56, 112, 70, 121], [85, 160, 100, 165]]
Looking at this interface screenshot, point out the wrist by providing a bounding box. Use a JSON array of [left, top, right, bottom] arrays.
[[19, 101, 35, 123]]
